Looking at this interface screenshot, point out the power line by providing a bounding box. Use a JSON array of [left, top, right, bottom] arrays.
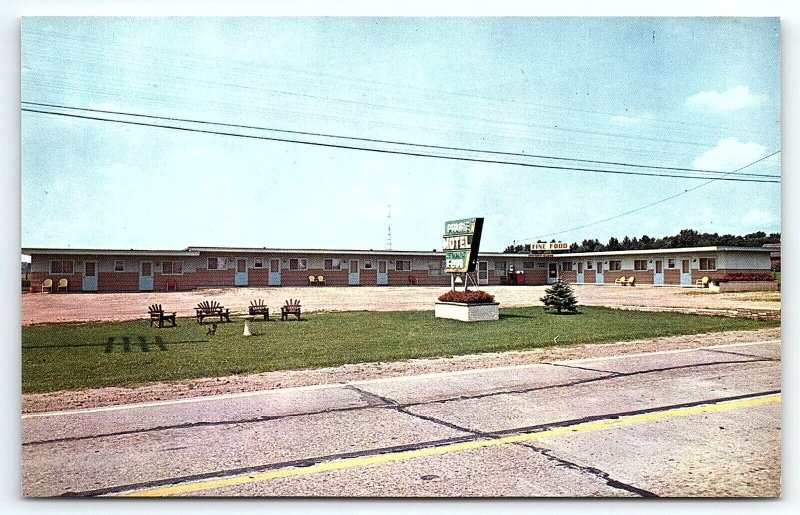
[[20, 101, 776, 178], [516, 150, 781, 242], [21, 103, 782, 183]]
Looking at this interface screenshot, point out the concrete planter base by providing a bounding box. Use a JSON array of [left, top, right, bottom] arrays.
[[435, 302, 500, 322], [708, 281, 778, 293]]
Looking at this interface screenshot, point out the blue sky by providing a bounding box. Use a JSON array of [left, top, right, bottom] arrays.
[[21, 17, 781, 253]]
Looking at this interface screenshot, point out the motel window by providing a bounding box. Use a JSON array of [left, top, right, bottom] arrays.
[[162, 261, 183, 275], [289, 258, 308, 271], [114, 260, 125, 272], [495, 261, 507, 276], [699, 258, 717, 271], [254, 258, 264, 268], [50, 260, 74, 274], [537, 263, 546, 269], [428, 261, 443, 276], [634, 260, 648, 271], [396, 260, 411, 271], [207, 257, 226, 270], [562, 262, 573, 272], [324, 258, 342, 270], [363, 260, 373, 269], [586, 261, 593, 270], [609, 260, 622, 271], [522, 261, 535, 269], [667, 258, 676, 269]]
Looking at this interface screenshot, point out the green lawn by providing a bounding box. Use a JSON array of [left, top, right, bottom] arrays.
[[21, 307, 779, 393]]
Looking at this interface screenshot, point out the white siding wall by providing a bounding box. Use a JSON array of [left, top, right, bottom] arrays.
[[719, 252, 771, 270]]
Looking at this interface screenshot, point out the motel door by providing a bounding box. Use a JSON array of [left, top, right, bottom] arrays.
[[548, 263, 558, 284], [139, 261, 154, 291], [268, 259, 281, 286], [82, 261, 98, 292], [680, 259, 692, 286], [653, 260, 664, 285], [349, 259, 360, 286], [234, 258, 248, 286], [377, 260, 388, 285], [596, 261, 604, 284], [477, 261, 489, 285], [576, 261, 584, 284]]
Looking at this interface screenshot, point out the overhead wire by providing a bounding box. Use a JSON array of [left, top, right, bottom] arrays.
[[515, 150, 781, 243], [21, 101, 779, 179], [21, 104, 781, 184]]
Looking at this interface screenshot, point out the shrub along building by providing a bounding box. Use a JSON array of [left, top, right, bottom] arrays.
[[22, 245, 774, 293]]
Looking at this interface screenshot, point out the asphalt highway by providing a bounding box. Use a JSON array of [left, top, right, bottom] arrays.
[[21, 339, 781, 497]]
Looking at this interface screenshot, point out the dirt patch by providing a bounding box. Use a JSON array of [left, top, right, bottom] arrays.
[[21, 284, 781, 325], [22, 327, 780, 414]]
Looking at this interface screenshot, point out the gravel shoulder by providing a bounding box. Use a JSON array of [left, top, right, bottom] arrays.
[[22, 327, 780, 414]]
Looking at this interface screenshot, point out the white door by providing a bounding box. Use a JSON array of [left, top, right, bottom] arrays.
[[654, 259, 664, 285], [596, 261, 604, 284], [139, 261, 154, 291], [268, 259, 281, 286], [478, 261, 489, 285], [680, 259, 692, 286], [576, 261, 584, 284], [548, 263, 558, 284], [235, 258, 248, 286], [349, 259, 360, 286], [377, 260, 388, 285], [82, 261, 98, 292]]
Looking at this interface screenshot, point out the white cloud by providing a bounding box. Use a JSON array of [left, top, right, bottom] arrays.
[[691, 137, 766, 171], [741, 208, 775, 228], [686, 85, 764, 112]]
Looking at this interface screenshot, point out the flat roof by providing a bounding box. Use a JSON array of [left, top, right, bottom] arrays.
[[561, 246, 772, 258], [21, 248, 200, 257], [22, 245, 771, 258]]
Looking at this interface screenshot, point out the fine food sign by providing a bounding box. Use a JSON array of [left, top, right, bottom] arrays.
[[530, 242, 570, 252], [443, 217, 484, 273]]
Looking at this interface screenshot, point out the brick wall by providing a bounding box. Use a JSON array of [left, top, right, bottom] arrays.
[[31, 272, 81, 293], [98, 272, 140, 292]]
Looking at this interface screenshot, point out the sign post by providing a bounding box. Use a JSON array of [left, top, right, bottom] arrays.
[[442, 217, 484, 291]]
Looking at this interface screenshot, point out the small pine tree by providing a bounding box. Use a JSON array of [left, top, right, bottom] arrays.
[[540, 279, 578, 313]]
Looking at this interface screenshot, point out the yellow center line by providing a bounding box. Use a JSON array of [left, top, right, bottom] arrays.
[[119, 393, 780, 497]]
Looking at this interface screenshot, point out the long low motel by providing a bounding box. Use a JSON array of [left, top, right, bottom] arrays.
[[22, 245, 774, 293]]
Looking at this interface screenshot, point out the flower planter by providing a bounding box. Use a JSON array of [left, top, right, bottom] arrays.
[[435, 302, 499, 322], [708, 281, 777, 293]]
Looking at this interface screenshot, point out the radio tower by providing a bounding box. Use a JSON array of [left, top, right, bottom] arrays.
[[385, 204, 393, 250]]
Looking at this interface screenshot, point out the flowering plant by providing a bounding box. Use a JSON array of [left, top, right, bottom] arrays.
[[712, 273, 774, 282], [437, 290, 496, 304]]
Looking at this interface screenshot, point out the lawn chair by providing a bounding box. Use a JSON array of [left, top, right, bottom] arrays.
[[41, 278, 53, 293], [166, 279, 177, 292], [695, 276, 709, 288], [248, 299, 270, 320], [281, 299, 302, 321], [308, 275, 317, 286], [148, 304, 177, 328], [626, 276, 636, 287], [614, 277, 625, 286], [317, 275, 326, 286], [57, 278, 68, 293]]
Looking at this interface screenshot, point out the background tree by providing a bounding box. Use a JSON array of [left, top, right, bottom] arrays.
[[540, 279, 578, 314]]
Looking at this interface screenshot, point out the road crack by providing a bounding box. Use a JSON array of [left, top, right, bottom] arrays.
[[514, 441, 658, 497]]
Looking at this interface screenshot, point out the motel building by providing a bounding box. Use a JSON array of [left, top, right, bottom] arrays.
[[22, 245, 774, 293]]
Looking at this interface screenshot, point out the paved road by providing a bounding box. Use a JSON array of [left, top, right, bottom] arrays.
[[21, 339, 781, 497]]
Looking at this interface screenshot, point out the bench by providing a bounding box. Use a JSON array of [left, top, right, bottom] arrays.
[[148, 304, 177, 328], [248, 299, 270, 320], [280, 299, 302, 321], [195, 300, 231, 324]]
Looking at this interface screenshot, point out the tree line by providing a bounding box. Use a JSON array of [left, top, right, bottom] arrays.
[[503, 229, 780, 254]]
